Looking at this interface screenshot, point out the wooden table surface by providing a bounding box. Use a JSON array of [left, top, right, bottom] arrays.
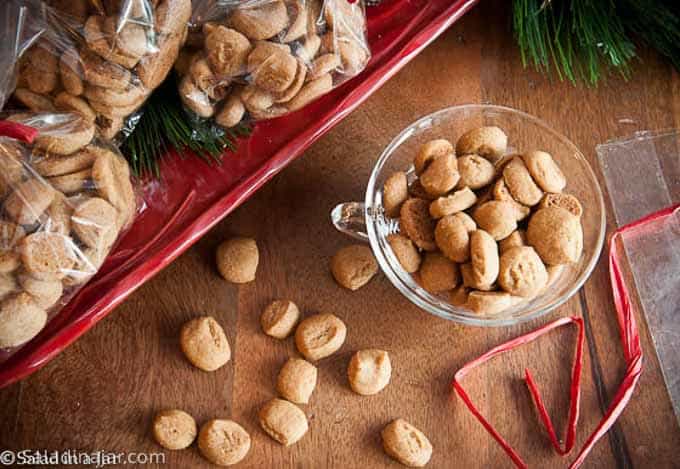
[[2, 2, 680, 468]]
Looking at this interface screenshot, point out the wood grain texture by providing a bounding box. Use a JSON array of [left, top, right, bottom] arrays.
[[1, 2, 679, 468]]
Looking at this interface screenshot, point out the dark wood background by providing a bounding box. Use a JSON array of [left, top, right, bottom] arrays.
[[2, 2, 679, 467]]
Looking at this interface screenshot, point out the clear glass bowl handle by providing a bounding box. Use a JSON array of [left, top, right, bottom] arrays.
[[331, 202, 369, 242]]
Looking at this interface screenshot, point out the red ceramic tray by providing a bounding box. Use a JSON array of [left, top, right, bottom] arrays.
[[0, 0, 478, 388]]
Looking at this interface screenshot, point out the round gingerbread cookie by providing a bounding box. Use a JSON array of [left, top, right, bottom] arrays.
[[5, 179, 56, 225], [21, 232, 75, 280], [34, 145, 98, 177], [18, 274, 63, 309], [399, 198, 437, 251], [72, 197, 120, 250], [435, 214, 470, 263], [153, 409, 197, 451], [198, 419, 251, 465], [0, 292, 47, 348], [33, 115, 95, 156], [46, 168, 91, 194], [498, 246, 548, 298]]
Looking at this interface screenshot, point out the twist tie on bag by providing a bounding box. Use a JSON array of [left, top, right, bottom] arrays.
[[0, 120, 38, 143], [452, 218, 647, 469]]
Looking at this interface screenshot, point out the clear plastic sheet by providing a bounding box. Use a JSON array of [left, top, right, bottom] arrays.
[[597, 130, 680, 425], [0, 111, 139, 362], [177, 0, 371, 127], [6, 0, 191, 139]]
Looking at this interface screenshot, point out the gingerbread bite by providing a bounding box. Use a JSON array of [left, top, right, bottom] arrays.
[[387, 234, 421, 273], [469, 229, 499, 288], [348, 349, 392, 396], [216, 237, 259, 283], [414, 139, 454, 175], [498, 246, 548, 297], [198, 419, 251, 465], [419, 251, 459, 293], [382, 419, 433, 468], [0, 293, 47, 348], [180, 316, 231, 372], [456, 126, 508, 163], [539, 192, 583, 218], [330, 244, 378, 291], [295, 313, 346, 361], [522, 150, 566, 193], [261, 300, 300, 339], [435, 215, 470, 263], [153, 409, 197, 451], [466, 291, 517, 315], [259, 398, 308, 446], [400, 198, 437, 251], [502, 157, 543, 206], [418, 153, 459, 197], [277, 357, 318, 404], [527, 207, 583, 265], [429, 187, 477, 219], [383, 171, 409, 218], [472, 201, 517, 241], [456, 154, 495, 190]]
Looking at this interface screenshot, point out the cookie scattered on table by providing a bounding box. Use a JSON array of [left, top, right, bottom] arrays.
[[381, 418, 433, 467], [276, 358, 318, 404], [179, 316, 231, 372], [152, 409, 197, 451], [261, 299, 300, 339], [295, 313, 347, 361], [258, 398, 309, 446], [348, 349, 392, 396], [198, 419, 251, 466], [330, 244, 378, 291], [216, 237, 259, 283]]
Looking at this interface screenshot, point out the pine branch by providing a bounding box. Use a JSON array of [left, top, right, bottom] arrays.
[[121, 75, 251, 178], [619, 0, 680, 72], [512, 0, 679, 85]]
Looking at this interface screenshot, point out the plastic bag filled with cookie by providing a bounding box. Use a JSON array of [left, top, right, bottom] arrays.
[[0, 111, 140, 356], [6, 0, 192, 140], [176, 0, 370, 127], [0, 0, 48, 111]]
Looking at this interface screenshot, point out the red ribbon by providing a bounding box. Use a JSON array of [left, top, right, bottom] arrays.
[[453, 316, 584, 468], [450, 203, 678, 467], [0, 120, 38, 143]]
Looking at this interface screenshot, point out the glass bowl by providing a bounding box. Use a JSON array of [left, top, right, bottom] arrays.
[[332, 104, 606, 327]]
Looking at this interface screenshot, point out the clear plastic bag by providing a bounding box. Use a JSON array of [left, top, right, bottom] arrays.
[[0, 0, 47, 110], [177, 0, 371, 127], [597, 130, 680, 424], [0, 110, 140, 358], [8, 0, 192, 140]]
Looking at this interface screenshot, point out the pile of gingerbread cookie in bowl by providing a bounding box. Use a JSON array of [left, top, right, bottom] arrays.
[[383, 125, 585, 316]]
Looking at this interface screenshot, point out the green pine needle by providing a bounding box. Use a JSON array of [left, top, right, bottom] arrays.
[[513, 0, 680, 85], [121, 75, 251, 178]]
